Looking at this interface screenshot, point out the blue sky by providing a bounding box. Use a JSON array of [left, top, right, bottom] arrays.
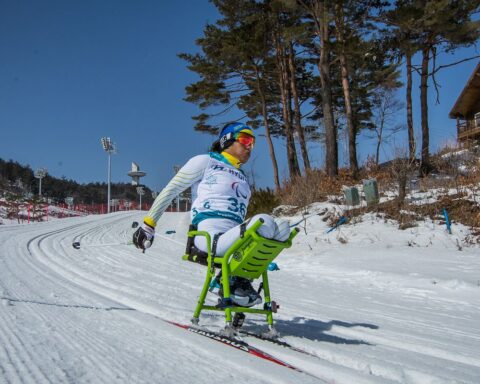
[[0, 0, 478, 192]]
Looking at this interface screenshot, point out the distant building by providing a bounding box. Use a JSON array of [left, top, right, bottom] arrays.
[[449, 62, 480, 144], [127, 162, 146, 186]]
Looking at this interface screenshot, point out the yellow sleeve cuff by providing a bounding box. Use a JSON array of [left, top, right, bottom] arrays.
[[144, 216, 157, 228]]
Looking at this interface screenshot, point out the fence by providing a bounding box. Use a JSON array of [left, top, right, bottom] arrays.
[[1, 197, 194, 223]]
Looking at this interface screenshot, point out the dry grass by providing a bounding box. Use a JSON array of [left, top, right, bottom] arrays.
[[274, 146, 479, 241]]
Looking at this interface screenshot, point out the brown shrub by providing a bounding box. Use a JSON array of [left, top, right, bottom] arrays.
[[278, 169, 346, 207]]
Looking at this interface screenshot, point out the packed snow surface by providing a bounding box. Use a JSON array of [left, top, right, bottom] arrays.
[[0, 208, 479, 383]]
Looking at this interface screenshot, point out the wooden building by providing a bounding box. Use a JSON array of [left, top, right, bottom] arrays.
[[449, 62, 480, 143]]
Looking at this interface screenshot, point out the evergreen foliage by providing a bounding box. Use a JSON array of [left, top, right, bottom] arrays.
[[383, 0, 480, 174], [180, 0, 479, 183]]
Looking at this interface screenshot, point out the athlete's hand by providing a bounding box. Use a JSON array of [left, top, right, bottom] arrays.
[[133, 223, 155, 252]]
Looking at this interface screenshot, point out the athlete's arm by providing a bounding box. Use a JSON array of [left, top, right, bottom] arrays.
[[144, 154, 209, 227]]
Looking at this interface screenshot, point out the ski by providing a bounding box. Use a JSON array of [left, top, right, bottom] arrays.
[[239, 330, 320, 360], [162, 319, 311, 374]]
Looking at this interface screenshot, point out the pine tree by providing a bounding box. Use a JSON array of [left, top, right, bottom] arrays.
[[332, 0, 388, 178], [389, 0, 480, 175], [383, 3, 420, 161], [180, 0, 308, 187], [297, 0, 338, 177]]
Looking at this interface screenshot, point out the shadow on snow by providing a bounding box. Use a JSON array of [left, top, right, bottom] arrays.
[[246, 316, 378, 346]]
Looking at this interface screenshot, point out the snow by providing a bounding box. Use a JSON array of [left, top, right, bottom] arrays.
[[0, 208, 479, 383]]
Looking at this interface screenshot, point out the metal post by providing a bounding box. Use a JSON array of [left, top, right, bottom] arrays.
[[173, 165, 180, 212], [136, 186, 144, 211], [107, 152, 111, 214], [34, 168, 47, 197], [101, 137, 116, 214]]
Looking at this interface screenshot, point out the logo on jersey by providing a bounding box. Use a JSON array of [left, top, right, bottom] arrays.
[[231, 182, 248, 199], [204, 175, 217, 187]]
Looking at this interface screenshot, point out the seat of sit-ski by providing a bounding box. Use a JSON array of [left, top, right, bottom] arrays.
[[221, 232, 293, 280], [184, 218, 298, 277], [211, 219, 299, 280]]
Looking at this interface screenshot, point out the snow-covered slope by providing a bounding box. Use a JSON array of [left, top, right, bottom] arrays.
[[0, 210, 479, 383]]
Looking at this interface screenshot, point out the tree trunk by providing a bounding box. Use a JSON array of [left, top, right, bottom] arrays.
[[288, 41, 311, 171], [375, 101, 385, 165], [275, 34, 301, 178], [253, 65, 281, 191], [406, 50, 415, 161], [315, 0, 338, 177], [420, 45, 430, 175], [375, 131, 382, 166], [334, 2, 357, 178]]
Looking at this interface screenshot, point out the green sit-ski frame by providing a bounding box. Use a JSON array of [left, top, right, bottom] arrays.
[[182, 218, 299, 330]]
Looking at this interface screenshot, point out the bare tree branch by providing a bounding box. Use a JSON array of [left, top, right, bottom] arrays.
[[430, 55, 480, 75], [431, 47, 441, 105]]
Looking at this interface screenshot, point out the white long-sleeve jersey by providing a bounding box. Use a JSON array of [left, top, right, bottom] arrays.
[[146, 152, 251, 228]]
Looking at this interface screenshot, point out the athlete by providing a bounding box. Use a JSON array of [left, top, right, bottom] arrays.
[[133, 122, 290, 306]]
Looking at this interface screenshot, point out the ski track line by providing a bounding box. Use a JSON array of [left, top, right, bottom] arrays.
[[19, 219, 327, 383], [351, 305, 480, 352], [6, 213, 476, 384], [254, 270, 480, 382], [34, 221, 400, 384], [280, 291, 480, 381], [241, 335, 404, 384], [25, 291, 135, 384], [126, 314, 324, 384], [0, 310, 51, 384], [36, 219, 206, 317], [334, 325, 480, 369], [118, 217, 480, 383], [14, 216, 201, 383], [40, 241, 173, 311], [283, 277, 480, 348], [47, 222, 392, 384], [1, 222, 128, 383], [277, 327, 477, 384], [241, 324, 448, 384], [0, 326, 28, 384], [281, 270, 479, 328], [317, 299, 480, 350]]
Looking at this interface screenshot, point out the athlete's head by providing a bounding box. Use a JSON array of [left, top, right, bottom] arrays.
[[218, 122, 255, 150], [211, 122, 255, 163]]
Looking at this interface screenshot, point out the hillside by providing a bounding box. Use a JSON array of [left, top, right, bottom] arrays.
[[0, 158, 154, 205]]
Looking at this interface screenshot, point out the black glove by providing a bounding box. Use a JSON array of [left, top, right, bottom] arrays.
[[133, 223, 155, 251]]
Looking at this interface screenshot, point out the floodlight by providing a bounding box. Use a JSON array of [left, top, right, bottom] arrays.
[[101, 137, 117, 213]]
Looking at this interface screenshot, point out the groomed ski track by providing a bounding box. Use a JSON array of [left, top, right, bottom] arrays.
[[1, 211, 479, 383]]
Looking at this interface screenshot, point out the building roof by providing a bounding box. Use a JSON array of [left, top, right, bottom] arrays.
[[449, 61, 480, 119]]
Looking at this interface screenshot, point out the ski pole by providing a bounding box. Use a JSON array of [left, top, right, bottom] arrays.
[[72, 241, 133, 250], [73, 221, 139, 250], [326, 216, 346, 234], [289, 211, 325, 228], [155, 234, 184, 247]]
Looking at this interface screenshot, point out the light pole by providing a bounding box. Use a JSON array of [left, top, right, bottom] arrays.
[[34, 168, 47, 197], [173, 166, 181, 211], [101, 137, 117, 213], [136, 186, 145, 210]]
